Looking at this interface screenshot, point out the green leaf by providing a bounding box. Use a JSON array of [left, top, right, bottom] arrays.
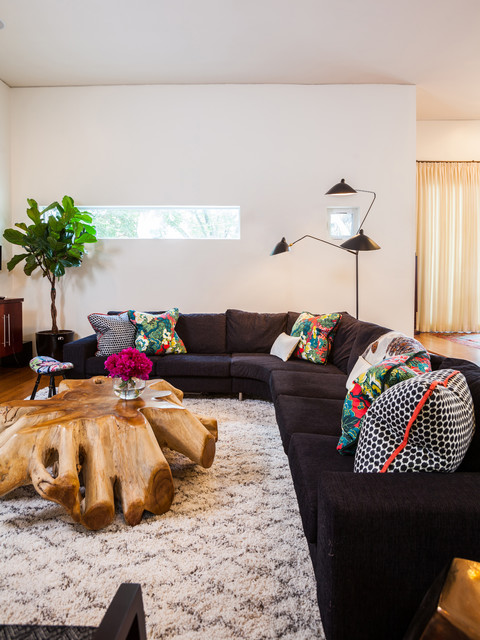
[[43, 201, 62, 215], [53, 263, 66, 277], [76, 213, 94, 224], [82, 224, 97, 237], [23, 255, 38, 276], [3, 228, 27, 246], [62, 195, 74, 211], [76, 232, 97, 244], [15, 222, 28, 232], [6, 253, 29, 271]]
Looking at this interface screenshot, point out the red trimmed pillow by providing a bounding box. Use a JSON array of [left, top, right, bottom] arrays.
[[354, 369, 475, 473]]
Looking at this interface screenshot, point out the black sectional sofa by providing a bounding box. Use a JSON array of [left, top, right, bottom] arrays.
[[64, 309, 480, 640]]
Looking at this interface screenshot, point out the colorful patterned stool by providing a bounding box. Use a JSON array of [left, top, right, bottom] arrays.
[[29, 356, 74, 399]]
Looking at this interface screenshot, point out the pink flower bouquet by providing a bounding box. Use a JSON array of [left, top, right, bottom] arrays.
[[105, 347, 152, 382]]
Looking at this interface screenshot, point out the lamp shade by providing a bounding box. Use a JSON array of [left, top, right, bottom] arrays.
[[271, 237, 290, 256], [340, 229, 380, 252], [325, 178, 357, 196]]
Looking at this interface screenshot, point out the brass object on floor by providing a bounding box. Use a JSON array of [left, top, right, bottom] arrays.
[[405, 558, 480, 640]]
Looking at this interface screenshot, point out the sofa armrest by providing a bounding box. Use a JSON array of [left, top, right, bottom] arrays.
[[316, 471, 480, 640], [63, 334, 97, 378]]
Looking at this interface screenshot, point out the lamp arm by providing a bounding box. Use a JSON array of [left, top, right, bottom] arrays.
[[290, 234, 356, 255], [355, 189, 376, 232]]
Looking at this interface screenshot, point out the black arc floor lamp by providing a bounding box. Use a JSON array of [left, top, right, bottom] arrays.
[[271, 179, 380, 319]]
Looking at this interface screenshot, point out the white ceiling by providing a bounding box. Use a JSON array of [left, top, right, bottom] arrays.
[[0, 0, 479, 120]]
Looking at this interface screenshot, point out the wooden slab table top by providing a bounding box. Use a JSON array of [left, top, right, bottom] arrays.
[[0, 376, 217, 530]]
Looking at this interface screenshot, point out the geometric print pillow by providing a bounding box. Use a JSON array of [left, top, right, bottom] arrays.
[[290, 312, 342, 365], [127, 308, 187, 356], [354, 369, 475, 473], [88, 311, 136, 356]]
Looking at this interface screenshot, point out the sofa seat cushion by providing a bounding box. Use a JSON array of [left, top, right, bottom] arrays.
[[274, 394, 344, 452], [153, 354, 231, 378], [270, 369, 347, 401], [288, 433, 354, 543], [231, 353, 327, 383], [226, 309, 287, 352], [84, 354, 231, 379]]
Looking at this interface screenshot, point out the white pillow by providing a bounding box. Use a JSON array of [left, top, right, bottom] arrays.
[[270, 333, 301, 362]]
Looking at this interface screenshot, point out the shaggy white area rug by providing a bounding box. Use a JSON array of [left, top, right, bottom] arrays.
[[0, 393, 324, 639]]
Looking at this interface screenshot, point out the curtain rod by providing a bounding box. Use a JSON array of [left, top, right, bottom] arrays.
[[416, 160, 480, 163]]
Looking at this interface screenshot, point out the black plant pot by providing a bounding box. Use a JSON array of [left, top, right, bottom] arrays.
[[35, 330, 75, 361]]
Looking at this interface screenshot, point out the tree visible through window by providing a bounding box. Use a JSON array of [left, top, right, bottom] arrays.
[[78, 206, 241, 239]]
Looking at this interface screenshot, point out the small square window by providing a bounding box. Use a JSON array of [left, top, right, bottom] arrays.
[[327, 207, 359, 240]]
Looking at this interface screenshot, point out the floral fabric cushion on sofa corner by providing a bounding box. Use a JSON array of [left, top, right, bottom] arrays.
[[290, 312, 342, 365], [354, 369, 475, 473], [127, 308, 187, 356], [88, 311, 136, 356], [346, 331, 427, 389], [337, 350, 431, 455]]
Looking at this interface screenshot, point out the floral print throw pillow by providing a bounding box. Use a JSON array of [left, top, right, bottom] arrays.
[[127, 308, 187, 356], [290, 312, 342, 365]]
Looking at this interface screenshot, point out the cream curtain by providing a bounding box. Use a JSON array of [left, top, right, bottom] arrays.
[[416, 161, 480, 333]]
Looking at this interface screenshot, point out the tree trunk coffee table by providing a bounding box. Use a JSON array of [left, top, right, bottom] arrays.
[[0, 377, 217, 530]]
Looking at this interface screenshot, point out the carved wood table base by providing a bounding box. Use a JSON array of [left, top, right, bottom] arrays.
[[0, 377, 217, 530]]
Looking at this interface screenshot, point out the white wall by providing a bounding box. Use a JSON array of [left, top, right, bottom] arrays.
[[417, 121, 480, 160], [9, 84, 416, 342], [0, 81, 10, 295]]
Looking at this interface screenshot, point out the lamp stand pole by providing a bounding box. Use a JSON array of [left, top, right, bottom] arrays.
[[355, 251, 359, 319]]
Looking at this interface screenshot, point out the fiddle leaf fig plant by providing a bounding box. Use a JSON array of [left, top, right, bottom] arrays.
[[3, 196, 97, 333]]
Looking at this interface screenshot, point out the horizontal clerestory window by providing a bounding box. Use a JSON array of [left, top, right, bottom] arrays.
[[81, 206, 241, 240]]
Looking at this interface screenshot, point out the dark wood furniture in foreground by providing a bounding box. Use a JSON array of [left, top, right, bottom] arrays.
[[0, 298, 23, 359], [0, 376, 217, 530], [0, 583, 147, 640]]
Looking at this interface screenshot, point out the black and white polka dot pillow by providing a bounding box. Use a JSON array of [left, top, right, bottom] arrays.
[[354, 369, 475, 473]]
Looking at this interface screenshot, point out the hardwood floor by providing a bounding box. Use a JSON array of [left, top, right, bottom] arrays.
[[415, 332, 480, 366], [0, 366, 45, 401], [1, 333, 480, 402]]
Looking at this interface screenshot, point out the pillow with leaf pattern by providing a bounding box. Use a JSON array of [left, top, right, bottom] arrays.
[[127, 308, 187, 356], [290, 312, 342, 365]]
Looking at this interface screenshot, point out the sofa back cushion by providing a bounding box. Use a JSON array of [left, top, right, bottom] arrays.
[[175, 313, 227, 353], [226, 309, 287, 353], [436, 357, 480, 472], [287, 311, 301, 334], [329, 313, 391, 376]]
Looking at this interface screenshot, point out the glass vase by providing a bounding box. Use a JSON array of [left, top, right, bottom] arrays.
[[113, 376, 146, 400]]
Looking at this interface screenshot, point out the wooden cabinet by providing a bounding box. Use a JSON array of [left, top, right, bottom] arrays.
[[0, 298, 24, 358]]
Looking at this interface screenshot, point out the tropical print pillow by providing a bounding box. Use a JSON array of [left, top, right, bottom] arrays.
[[337, 350, 431, 455], [127, 308, 187, 356], [346, 330, 428, 389], [290, 312, 342, 365]]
